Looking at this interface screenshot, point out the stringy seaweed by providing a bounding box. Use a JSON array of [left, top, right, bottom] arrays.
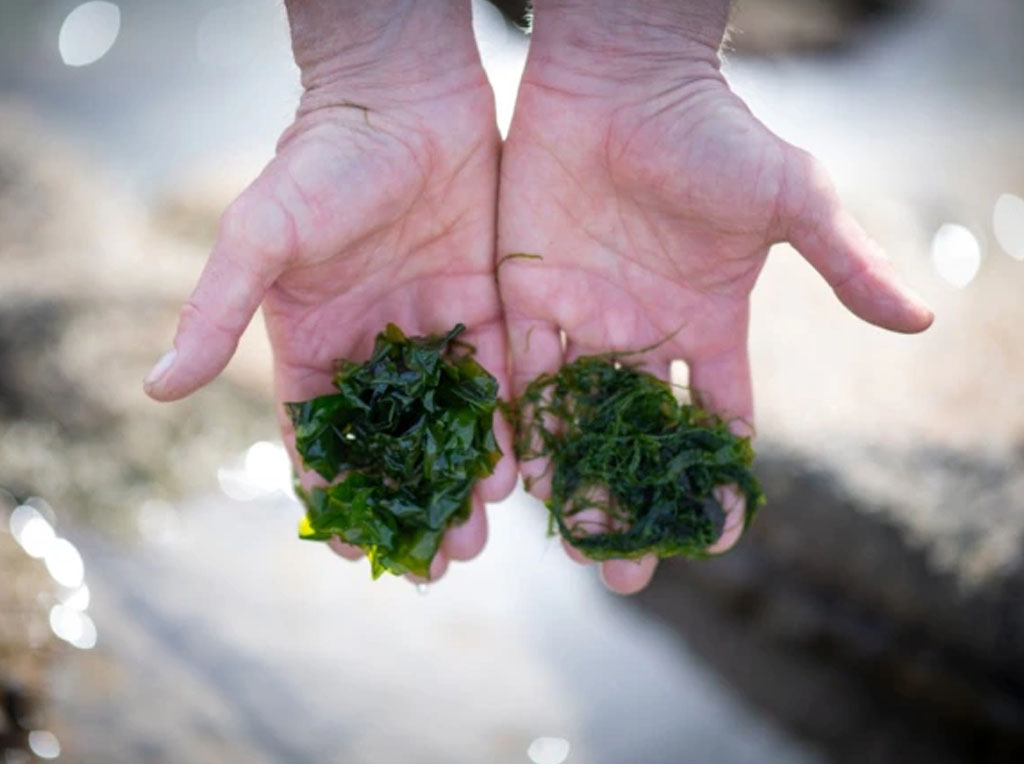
[[514, 356, 765, 560], [286, 323, 501, 579]]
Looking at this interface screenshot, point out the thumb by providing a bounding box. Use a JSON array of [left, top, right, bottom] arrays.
[[785, 152, 934, 334], [144, 190, 292, 401]]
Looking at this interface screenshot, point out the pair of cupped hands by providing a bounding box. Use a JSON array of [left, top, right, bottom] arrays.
[[143, 0, 932, 594]]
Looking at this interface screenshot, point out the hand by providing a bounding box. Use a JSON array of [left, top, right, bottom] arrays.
[[144, 0, 517, 581], [498, 0, 933, 594]]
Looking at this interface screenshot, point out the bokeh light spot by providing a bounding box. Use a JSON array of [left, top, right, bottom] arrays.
[[58, 1, 121, 67], [993, 193, 1024, 260], [44, 538, 85, 588], [245, 440, 292, 491], [219, 440, 294, 500], [61, 583, 91, 612], [930, 223, 981, 288], [49, 604, 98, 649], [528, 736, 571, 764], [10, 505, 55, 558], [28, 730, 61, 760]]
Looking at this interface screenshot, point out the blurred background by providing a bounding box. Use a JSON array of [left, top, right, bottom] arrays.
[[1, 0, 1023, 762]]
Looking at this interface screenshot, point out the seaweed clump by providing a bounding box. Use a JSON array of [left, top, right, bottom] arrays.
[[515, 357, 764, 560], [285, 323, 501, 579]]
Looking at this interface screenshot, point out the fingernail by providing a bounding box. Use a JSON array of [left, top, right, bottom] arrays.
[[144, 348, 177, 388]]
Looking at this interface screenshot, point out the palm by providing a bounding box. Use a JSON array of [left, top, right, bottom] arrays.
[[499, 74, 931, 593], [500, 79, 788, 411], [259, 100, 504, 418]]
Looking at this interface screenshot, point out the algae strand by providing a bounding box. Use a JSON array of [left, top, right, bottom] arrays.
[[515, 356, 764, 560]]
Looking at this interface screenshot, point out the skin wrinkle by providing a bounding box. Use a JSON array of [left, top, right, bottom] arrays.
[[831, 254, 875, 294], [285, 147, 421, 262], [512, 146, 760, 316], [267, 271, 500, 379], [273, 166, 323, 270], [779, 151, 831, 239], [533, 6, 724, 79], [437, 136, 490, 197], [754, 141, 792, 243], [178, 299, 242, 346], [275, 109, 490, 292], [507, 243, 745, 322], [289, 1, 480, 100], [612, 186, 644, 291], [606, 73, 725, 149], [394, 218, 479, 282], [272, 191, 485, 310], [609, 103, 779, 243], [276, 267, 497, 326], [527, 134, 595, 209], [508, 262, 674, 348], [577, 188, 763, 295]]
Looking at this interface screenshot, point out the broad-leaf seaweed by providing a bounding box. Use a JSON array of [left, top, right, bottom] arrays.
[[286, 323, 501, 579]]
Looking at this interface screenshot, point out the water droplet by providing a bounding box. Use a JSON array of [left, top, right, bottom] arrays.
[[416, 583, 429, 596]]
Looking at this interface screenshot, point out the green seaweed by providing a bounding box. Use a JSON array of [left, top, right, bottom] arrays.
[[286, 323, 501, 579], [515, 356, 764, 560]]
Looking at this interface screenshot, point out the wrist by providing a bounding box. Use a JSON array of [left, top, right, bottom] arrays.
[[285, 0, 488, 109], [524, 0, 729, 96]]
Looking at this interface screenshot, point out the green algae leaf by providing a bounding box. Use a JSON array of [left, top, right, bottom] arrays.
[[286, 323, 501, 579], [515, 357, 764, 561]]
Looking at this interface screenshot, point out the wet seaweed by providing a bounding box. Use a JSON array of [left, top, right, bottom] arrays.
[[515, 356, 764, 560], [286, 323, 501, 579]]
